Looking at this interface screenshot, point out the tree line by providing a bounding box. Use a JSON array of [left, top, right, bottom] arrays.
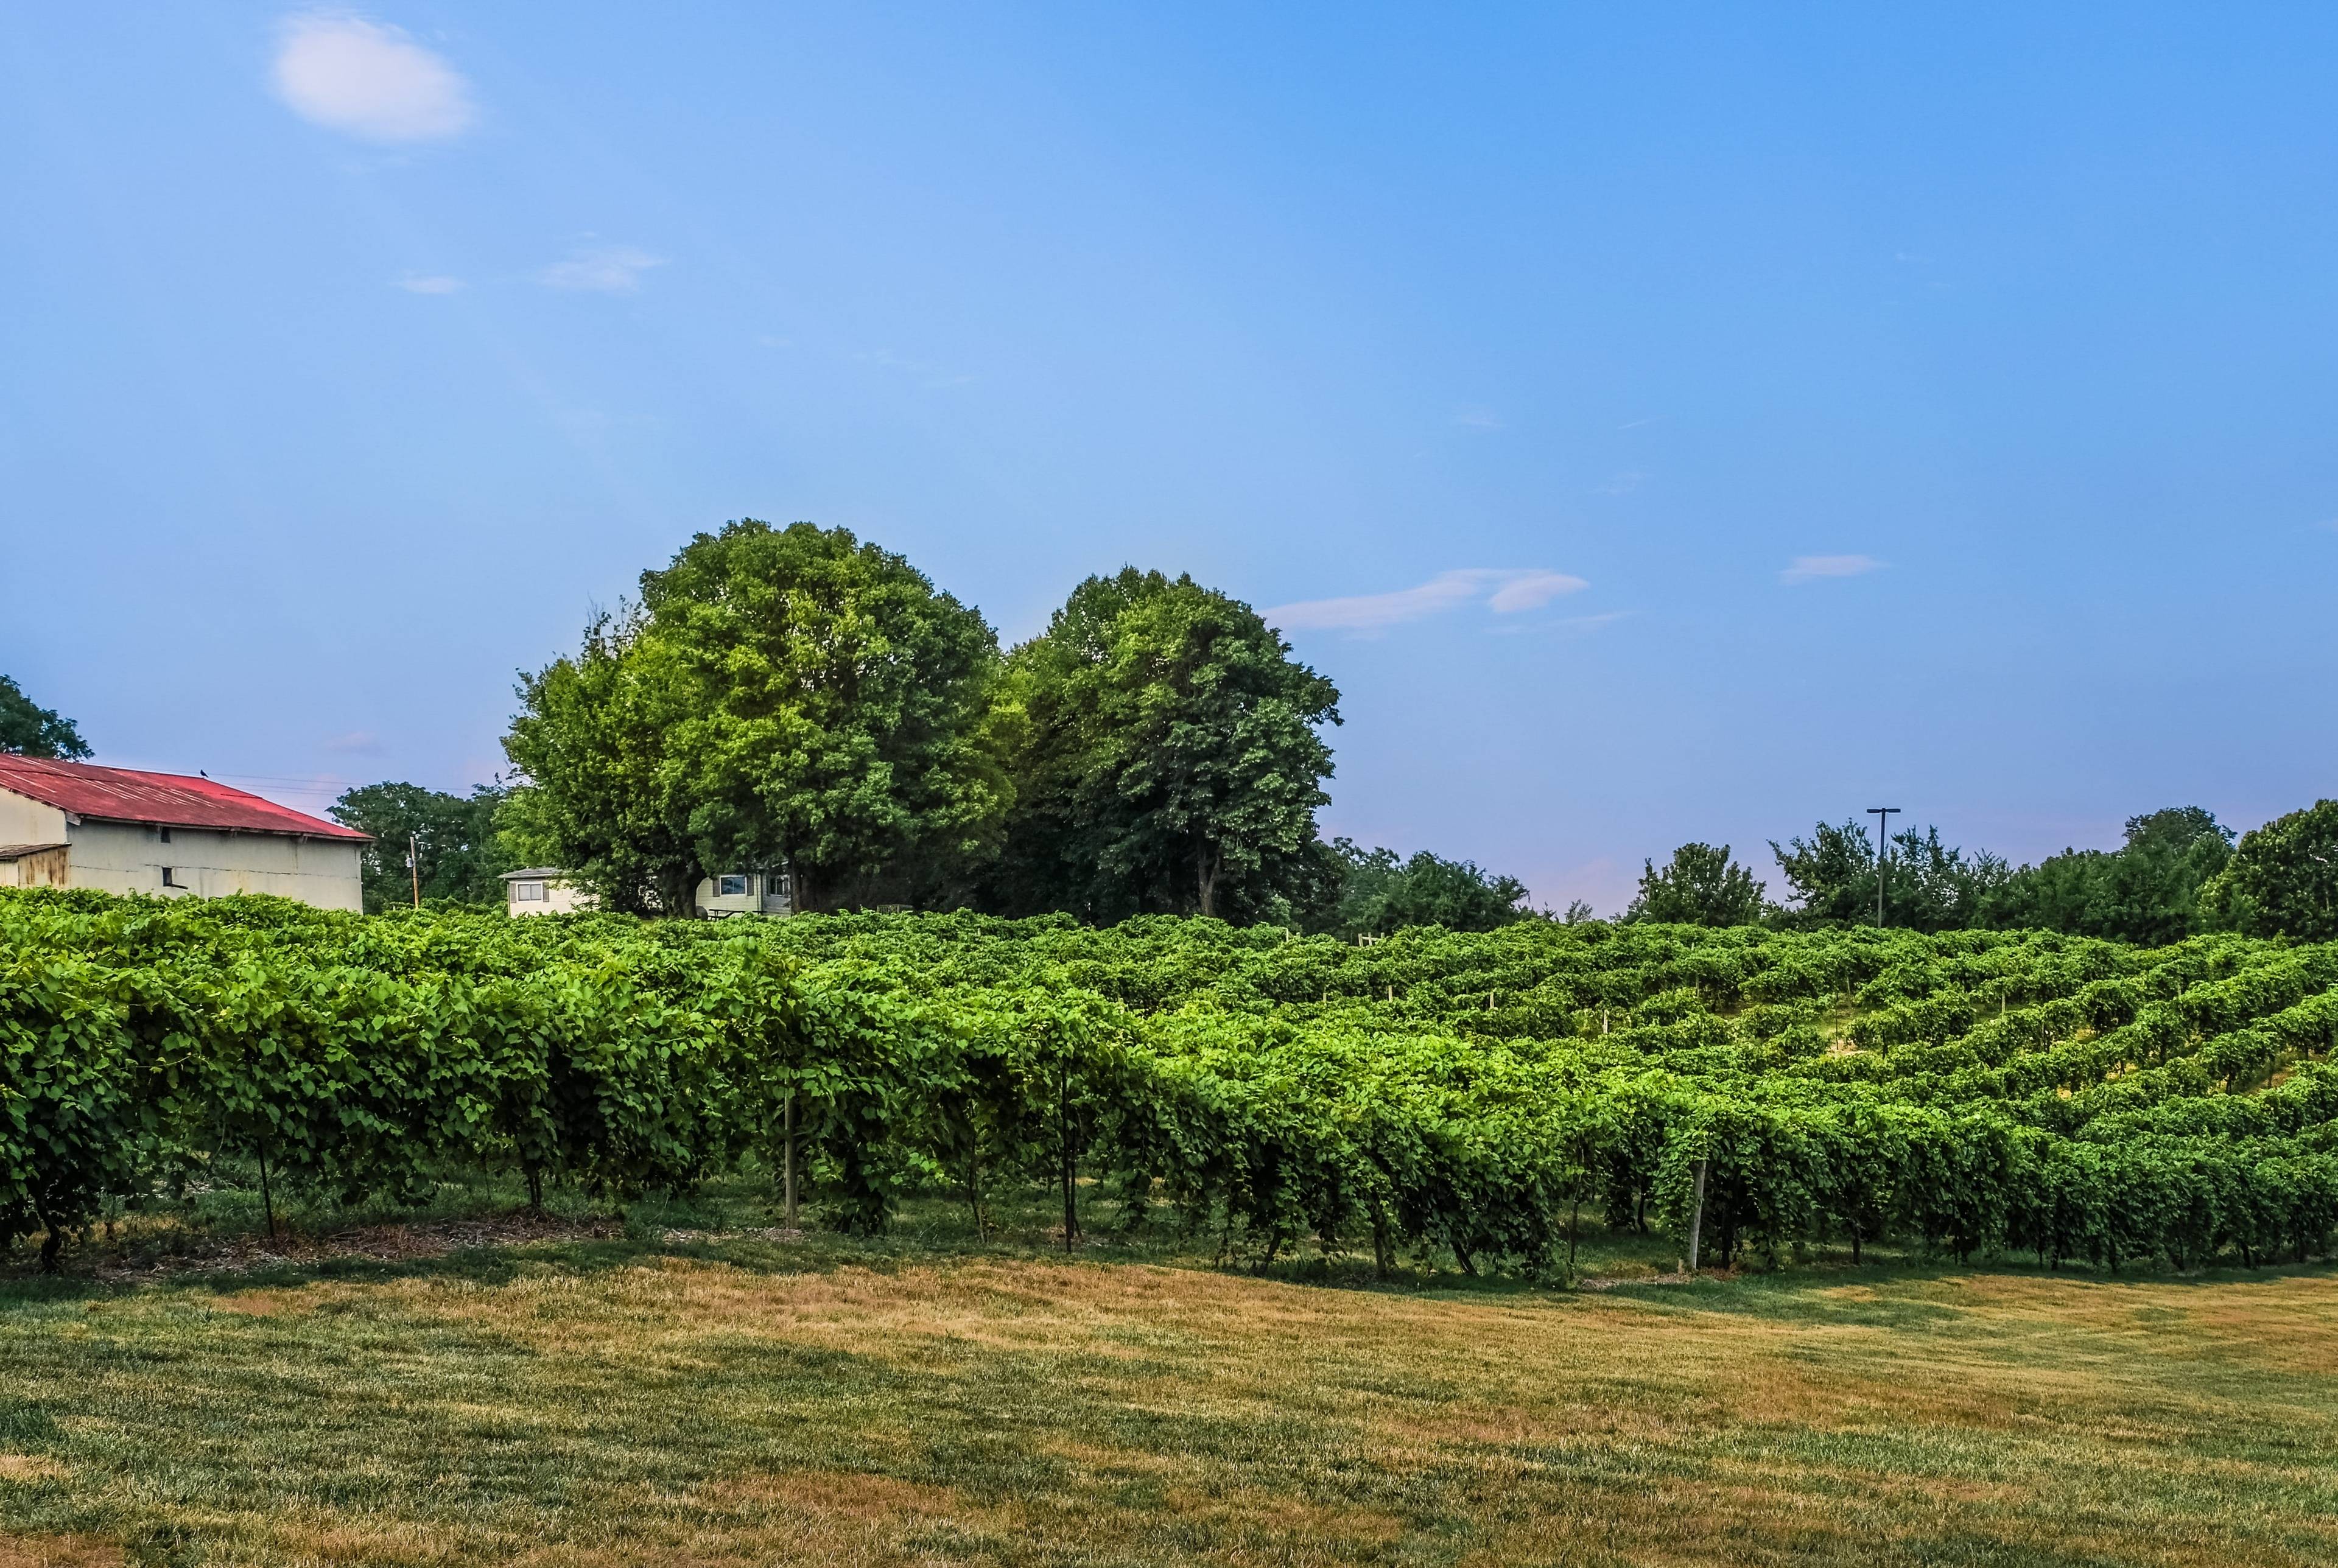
[[9, 523, 2334, 949], [1629, 799, 2338, 945], [330, 523, 1531, 936]]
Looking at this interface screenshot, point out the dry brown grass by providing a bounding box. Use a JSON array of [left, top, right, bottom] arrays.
[[0, 1536, 119, 1568], [4, 1250, 2336, 1565]]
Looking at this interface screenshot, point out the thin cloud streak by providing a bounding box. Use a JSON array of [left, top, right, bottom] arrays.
[[1269, 568, 1587, 632], [272, 14, 476, 144], [535, 246, 667, 293], [1781, 554, 1884, 585], [393, 273, 463, 294]]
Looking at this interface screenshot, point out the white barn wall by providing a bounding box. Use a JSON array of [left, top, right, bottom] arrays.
[[66, 821, 364, 911], [0, 791, 66, 845]]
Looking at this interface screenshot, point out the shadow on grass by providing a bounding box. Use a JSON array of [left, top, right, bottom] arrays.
[[7, 1169, 2332, 1318]]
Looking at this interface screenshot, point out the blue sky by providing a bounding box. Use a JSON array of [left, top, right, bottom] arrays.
[[6, 6, 2336, 912]]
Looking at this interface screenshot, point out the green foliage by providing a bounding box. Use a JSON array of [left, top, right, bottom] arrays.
[[1321, 838, 1532, 937], [330, 781, 516, 912], [2199, 799, 2338, 942], [1770, 820, 1873, 923], [0, 674, 90, 760], [504, 521, 1015, 914], [1982, 807, 2233, 945], [500, 607, 702, 915], [1771, 821, 2009, 931], [9, 888, 2338, 1280], [1627, 843, 1766, 926], [992, 569, 1339, 922]]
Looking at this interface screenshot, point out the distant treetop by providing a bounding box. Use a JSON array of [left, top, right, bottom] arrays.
[[0, 674, 91, 760]]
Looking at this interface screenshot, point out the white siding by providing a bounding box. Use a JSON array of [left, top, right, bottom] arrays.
[[66, 821, 363, 912], [507, 877, 595, 916], [0, 788, 68, 847], [695, 870, 793, 918]]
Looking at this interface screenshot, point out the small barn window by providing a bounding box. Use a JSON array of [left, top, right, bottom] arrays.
[[161, 867, 181, 888], [511, 881, 546, 902], [159, 827, 173, 844], [718, 874, 748, 897]]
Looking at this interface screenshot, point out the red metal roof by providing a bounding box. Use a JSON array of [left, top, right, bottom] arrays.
[[0, 755, 369, 840]]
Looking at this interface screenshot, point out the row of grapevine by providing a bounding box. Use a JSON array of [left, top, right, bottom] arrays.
[[7, 888, 2338, 1277]]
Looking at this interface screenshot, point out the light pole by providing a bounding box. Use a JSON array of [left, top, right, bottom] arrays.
[[1866, 807, 1900, 926]]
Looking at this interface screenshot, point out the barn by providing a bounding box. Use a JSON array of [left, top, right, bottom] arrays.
[[0, 754, 367, 911]]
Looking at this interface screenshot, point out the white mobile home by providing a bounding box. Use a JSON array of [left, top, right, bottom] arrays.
[[502, 867, 596, 916], [500, 866, 794, 918], [0, 754, 367, 912], [697, 867, 795, 918]]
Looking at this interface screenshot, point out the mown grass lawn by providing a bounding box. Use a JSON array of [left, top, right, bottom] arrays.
[[1, 1199, 2334, 1567]]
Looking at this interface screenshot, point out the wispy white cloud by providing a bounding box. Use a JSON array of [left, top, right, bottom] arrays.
[[535, 245, 666, 293], [393, 273, 463, 294], [1486, 570, 1588, 613], [272, 14, 476, 144], [1488, 609, 1632, 640], [1452, 405, 1503, 429], [1269, 569, 1588, 633], [321, 730, 383, 755], [1594, 470, 1642, 496], [1781, 554, 1884, 585]]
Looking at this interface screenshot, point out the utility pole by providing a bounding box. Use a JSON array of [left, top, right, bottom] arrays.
[[1867, 807, 1900, 926], [409, 832, 421, 909]]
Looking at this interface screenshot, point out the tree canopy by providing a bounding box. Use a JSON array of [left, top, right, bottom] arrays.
[[499, 605, 704, 915], [990, 569, 1339, 922], [1626, 843, 1766, 926], [1982, 807, 2232, 945], [329, 781, 516, 912], [1321, 838, 1531, 937], [1771, 821, 2007, 932], [2198, 800, 2338, 942], [0, 675, 90, 760], [503, 520, 1014, 914]]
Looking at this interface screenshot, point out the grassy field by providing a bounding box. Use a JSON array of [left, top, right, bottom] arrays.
[[2, 1192, 2335, 1568]]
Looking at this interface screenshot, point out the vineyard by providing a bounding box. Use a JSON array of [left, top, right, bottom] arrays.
[[6, 886, 2338, 1280]]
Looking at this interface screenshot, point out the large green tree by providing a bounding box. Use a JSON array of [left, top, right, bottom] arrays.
[[500, 606, 701, 915], [1982, 806, 2232, 945], [1769, 821, 1874, 925], [1771, 820, 2008, 931], [329, 781, 515, 912], [992, 569, 1339, 922], [502, 521, 1014, 914], [0, 675, 90, 760], [1626, 843, 1767, 926], [1322, 838, 1531, 937], [2197, 799, 2338, 941]]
